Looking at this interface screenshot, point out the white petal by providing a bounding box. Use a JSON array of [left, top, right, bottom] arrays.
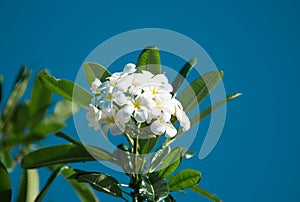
[[100, 124, 110, 139], [110, 124, 123, 136], [123, 63, 136, 73], [180, 113, 191, 132], [165, 123, 177, 138], [116, 106, 132, 123], [114, 93, 129, 106], [134, 109, 148, 122], [150, 120, 166, 135]]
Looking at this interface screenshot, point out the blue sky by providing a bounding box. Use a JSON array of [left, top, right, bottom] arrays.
[[1, 0, 300, 201]]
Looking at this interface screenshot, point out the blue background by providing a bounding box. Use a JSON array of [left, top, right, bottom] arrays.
[[1, 0, 300, 201]]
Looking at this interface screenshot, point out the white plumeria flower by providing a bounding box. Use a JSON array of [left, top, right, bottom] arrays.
[[100, 108, 125, 139], [150, 113, 177, 138], [90, 78, 102, 94], [123, 63, 136, 74], [116, 94, 155, 123], [86, 104, 102, 130]]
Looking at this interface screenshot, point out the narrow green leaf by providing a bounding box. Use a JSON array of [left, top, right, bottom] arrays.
[[168, 169, 201, 192], [0, 69, 31, 131], [159, 147, 183, 178], [139, 176, 169, 202], [39, 71, 92, 109], [0, 161, 12, 202], [28, 70, 53, 128], [17, 169, 39, 202], [83, 62, 111, 85], [172, 57, 197, 94], [21, 144, 97, 169], [70, 170, 124, 199], [178, 71, 223, 113], [189, 185, 222, 202], [136, 46, 161, 74], [35, 165, 68, 202], [190, 93, 242, 128], [10, 103, 29, 134]]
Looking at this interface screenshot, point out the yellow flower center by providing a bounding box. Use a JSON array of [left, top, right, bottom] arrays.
[[107, 116, 115, 124], [107, 93, 114, 101], [151, 87, 158, 95], [133, 99, 142, 109]]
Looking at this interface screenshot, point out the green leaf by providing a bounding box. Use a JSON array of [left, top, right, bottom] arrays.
[[172, 57, 197, 94], [83, 62, 111, 85], [21, 144, 97, 169], [136, 46, 161, 74], [0, 147, 15, 172], [178, 71, 223, 113], [139, 176, 169, 202], [69, 170, 124, 199], [0, 161, 12, 202], [35, 165, 68, 202], [39, 71, 92, 109], [148, 146, 171, 173], [168, 169, 201, 192], [10, 103, 29, 134], [159, 147, 183, 178], [165, 194, 176, 202], [55, 132, 117, 163], [16, 169, 39, 202], [0, 68, 31, 131], [189, 93, 242, 128], [189, 185, 222, 202], [27, 70, 53, 128], [0, 75, 3, 104]]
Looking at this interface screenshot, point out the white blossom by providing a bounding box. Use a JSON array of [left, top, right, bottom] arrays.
[[86, 104, 102, 130]]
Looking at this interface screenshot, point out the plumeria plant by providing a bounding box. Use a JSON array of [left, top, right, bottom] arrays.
[[16, 46, 241, 202]]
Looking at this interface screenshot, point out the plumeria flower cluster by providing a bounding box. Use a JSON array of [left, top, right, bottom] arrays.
[[86, 63, 190, 139]]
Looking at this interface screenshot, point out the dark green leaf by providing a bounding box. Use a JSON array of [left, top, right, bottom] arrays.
[[39, 71, 92, 109], [159, 147, 183, 178], [16, 169, 39, 202], [139, 176, 169, 202], [168, 169, 201, 192], [190, 93, 242, 128], [136, 46, 161, 74], [21, 144, 97, 169], [35, 165, 68, 202], [0, 161, 12, 202], [172, 57, 197, 94], [0, 69, 31, 131], [55, 132, 117, 163], [178, 71, 223, 113], [83, 62, 111, 85], [0, 148, 15, 172], [189, 185, 222, 202], [27, 70, 53, 128], [46, 165, 97, 202], [138, 136, 159, 154], [70, 170, 124, 199], [165, 194, 176, 202]]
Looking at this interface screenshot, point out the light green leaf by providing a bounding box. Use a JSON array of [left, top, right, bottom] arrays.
[[189, 185, 222, 202], [190, 93, 242, 128], [35, 165, 68, 202], [159, 147, 183, 178], [139, 176, 169, 202], [0, 68, 31, 131], [0, 161, 12, 202], [39, 71, 92, 109], [69, 170, 124, 200], [178, 71, 223, 113], [17, 169, 39, 202], [148, 146, 171, 173], [136, 46, 161, 74], [83, 62, 111, 86], [21, 144, 97, 169], [172, 57, 197, 94], [10, 103, 29, 134], [27, 70, 53, 128], [168, 169, 201, 192]]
